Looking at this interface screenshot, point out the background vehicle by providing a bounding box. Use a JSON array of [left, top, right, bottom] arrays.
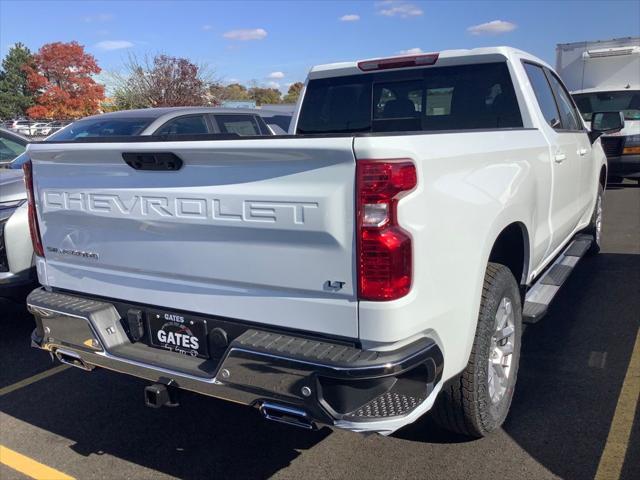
[[25, 47, 609, 438], [6, 119, 31, 131], [16, 122, 49, 137], [557, 37, 640, 181], [0, 128, 28, 167], [47, 107, 276, 141], [257, 109, 293, 134], [0, 152, 34, 297]]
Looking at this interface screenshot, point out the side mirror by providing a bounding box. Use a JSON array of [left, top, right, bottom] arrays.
[[589, 111, 625, 143]]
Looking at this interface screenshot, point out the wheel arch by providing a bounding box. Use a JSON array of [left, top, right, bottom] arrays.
[[487, 222, 530, 286], [599, 164, 607, 189]]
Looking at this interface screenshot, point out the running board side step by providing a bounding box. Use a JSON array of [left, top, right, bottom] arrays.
[[523, 234, 593, 324]]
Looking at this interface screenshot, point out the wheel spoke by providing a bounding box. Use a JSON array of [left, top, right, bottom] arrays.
[[497, 342, 514, 356], [487, 295, 517, 405], [494, 325, 514, 342], [493, 363, 507, 379]]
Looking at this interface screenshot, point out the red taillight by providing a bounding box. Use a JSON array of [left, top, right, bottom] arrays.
[[357, 160, 417, 301], [357, 53, 439, 72], [23, 160, 44, 257]]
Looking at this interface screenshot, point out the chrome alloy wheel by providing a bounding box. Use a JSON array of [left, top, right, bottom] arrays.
[[595, 193, 603, 246], [488, 297, 515, 405]]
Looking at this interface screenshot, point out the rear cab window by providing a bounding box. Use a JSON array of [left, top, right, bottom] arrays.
[[297, 62, 523, 134]]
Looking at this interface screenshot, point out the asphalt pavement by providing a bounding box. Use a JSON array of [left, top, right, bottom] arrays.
[[1, 181, 638, 480]]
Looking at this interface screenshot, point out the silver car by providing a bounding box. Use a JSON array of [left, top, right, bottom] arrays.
[[47, 107, 278, 140], [0, 149, 35, 296]]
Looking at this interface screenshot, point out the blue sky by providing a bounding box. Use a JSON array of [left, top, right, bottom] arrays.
[[1, 0, 639, 92]]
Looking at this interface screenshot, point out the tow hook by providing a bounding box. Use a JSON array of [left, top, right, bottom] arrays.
[[144, 380, 180, 408]]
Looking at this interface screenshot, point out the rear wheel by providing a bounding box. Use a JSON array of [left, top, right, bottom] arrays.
[[433, 263, 522, 437]]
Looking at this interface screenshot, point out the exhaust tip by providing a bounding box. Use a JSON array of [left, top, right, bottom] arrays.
[[259, 402, 316, 430], [54, 349, 93, 371]]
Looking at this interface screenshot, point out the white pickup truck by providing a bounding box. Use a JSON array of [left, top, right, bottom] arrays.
[[25, 47, 619, 437]]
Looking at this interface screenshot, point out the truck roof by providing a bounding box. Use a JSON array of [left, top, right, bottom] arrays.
[[308, 46, 550, 79]]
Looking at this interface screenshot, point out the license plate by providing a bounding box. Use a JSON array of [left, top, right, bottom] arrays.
[[147, 310, 209, 358]]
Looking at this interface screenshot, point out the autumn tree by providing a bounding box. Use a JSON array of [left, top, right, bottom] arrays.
[[24, 41, 105, 119], [0, 43, 35, 119], [111, 54, 210, 109], [283, 82, 304, 104]]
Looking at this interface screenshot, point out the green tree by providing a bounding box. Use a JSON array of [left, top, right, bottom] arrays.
[[208, 82, 251, 104], [0, 43, 35, 119], [248, 86, 281, 106], [283, 82, 304, 103]]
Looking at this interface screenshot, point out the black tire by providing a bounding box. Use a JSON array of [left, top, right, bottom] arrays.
[[585, 184, 604, 255], [433, 263, 522, 438]]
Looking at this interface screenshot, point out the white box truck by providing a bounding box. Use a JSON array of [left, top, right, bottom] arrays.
[[557, 37, 640, 182]]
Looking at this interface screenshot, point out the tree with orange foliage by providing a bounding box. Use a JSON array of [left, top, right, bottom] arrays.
[[25, 41, 105, 119]]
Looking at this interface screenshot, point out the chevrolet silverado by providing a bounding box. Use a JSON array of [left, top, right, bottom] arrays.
[[24, 47, 619, 437]]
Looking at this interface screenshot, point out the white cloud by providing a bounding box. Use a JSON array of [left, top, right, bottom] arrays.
[[202, 25, 213, 31], [267, 71, 285, 79], [223, 28, 267, 41], [266, 81, 280, 89], [377, 1, 423, 18], [95, 40, 134, 51], [467, 20, 517, 35], [398, 47, 423, 55], [83, 13, 113, 23], [339, 14, 360, 22]]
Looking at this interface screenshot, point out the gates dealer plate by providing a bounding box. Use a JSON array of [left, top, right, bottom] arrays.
[[148, 310, 209, 358]]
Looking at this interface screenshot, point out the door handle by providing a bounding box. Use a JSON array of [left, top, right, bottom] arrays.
[[578, 148, 588, 156], [554, 153, 567, 163]]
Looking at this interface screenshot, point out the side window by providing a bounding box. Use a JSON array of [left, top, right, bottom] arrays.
[[0, 136, 26, 162], [214, 114, 260, 136], [546, 71, 582, 130], [524, 63, 561, 129], [155, 115, 209, 135]]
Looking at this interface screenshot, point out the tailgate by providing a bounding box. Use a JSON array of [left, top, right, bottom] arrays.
[[28, 137, 358, 338]]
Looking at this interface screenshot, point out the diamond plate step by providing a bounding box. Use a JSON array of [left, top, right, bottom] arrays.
[[347, 391, 424, 419]]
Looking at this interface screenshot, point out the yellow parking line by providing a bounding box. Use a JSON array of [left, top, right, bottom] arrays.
[[0, 445, 75, 480], [0, 365, 69, 398], [595, 328, 640, 480]]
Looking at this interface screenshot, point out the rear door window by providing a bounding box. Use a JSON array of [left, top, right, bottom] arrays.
[[214, 114, 261, 135], [546, 70, 582, 130], [297, 62, 522, 134], [155, 115, 209, 135], [524, 63, 562, 129]]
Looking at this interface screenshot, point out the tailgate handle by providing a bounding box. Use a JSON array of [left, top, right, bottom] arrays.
[[122, 152, 183, 171]]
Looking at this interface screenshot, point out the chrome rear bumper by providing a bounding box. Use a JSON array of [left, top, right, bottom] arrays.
[[28, 287, 443, 434]]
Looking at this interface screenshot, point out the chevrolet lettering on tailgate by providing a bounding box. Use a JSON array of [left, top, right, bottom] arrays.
[[42, 191, 319, 226]]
